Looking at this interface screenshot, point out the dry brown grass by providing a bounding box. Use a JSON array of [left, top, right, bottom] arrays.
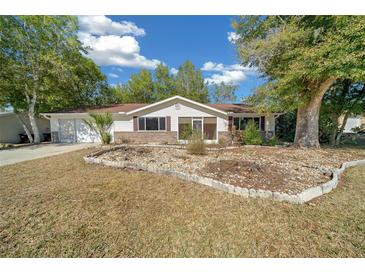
[[0, 148, 365, 257]]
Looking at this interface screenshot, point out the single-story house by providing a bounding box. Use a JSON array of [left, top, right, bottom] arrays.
[[0, 112, 50, 143], [41, 95, 281, 144]]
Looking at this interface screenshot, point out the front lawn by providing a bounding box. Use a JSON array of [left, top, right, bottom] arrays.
[[0, 148, 364, 257]]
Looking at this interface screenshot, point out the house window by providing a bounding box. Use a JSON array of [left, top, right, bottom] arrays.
[[138, 117, 166, 131], [138, 117, 145, 131], [233, 117, 261, 131], [159, 117, 166, 130]]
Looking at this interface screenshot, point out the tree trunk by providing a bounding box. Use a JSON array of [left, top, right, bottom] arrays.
[[28, 93, 41, 144], [335, 112, 349, 146], [15, 113, 34, 143], [329, 114, 339, 146], [294, 78, 336, 148]]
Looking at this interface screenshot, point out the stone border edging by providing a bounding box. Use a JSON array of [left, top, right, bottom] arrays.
[[84, 147, 365, 204]]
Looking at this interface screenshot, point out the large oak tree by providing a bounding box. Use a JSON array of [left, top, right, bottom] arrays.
[[233, 16, 365, 148]]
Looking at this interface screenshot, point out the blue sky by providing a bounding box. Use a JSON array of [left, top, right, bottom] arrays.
[[78, 16, 265, 102]]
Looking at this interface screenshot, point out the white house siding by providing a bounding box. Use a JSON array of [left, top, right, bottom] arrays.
[[135, 102, 223, 132], [344, 117, 361, 133], [217, 116, 228, 132], [113, 118, 134, 132], [0, 113, 50, 143], [108, 103, 277, 137]]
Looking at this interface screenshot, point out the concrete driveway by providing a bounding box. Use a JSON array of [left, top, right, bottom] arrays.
[[0, 143, 96, 167]]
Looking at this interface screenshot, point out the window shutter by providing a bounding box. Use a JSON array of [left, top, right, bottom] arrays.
[[228, 116, 233, 131], [133, 116, 138, 131], [166, 116, 171, 131], [260, 116, 265, 131]]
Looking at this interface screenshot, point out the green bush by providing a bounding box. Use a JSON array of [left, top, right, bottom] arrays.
[[242, 120, 263, 145], [101, 132, 112, 144], [268, 135, 279, 146], [0, 143, 14, 150], [180, 124, 193, 140], [187, 131, 206, 155]]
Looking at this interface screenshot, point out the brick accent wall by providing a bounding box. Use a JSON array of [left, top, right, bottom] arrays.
[[114, 131, 178, 144]]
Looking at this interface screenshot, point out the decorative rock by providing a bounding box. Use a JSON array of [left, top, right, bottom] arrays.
[[286, 194, 302, 204], [199, 176, 212, 187], [272, 192, 284, 201], [256, 189, 273, 199], [227, 184, 236, 194], [249, 188, 257, 197], [321, 179, 336, 194], [84, 150, 365, 205], [236, 187, 249, 197], [281, 193, 291, 202], [298, 186, 323, 203]]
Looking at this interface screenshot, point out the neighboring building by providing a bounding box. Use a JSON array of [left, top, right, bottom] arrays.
[[339, 115, 365, 133], [0, 112, 50, 143], [41, 95, 281, 144]]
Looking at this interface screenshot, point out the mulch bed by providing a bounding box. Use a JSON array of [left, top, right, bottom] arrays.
[[97, 146, 365, 194]]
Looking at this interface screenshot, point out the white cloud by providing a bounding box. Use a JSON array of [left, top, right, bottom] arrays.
[[227, 32, 241, 44], [205, 70, 246, 85], [201, 61, 225, 71], [78, 16, 161, 69], [78, 16, 145, 36], [202, 61, 256, 85], [201, 61, 254, 73], [170, 68, 178, 75], [108, 73, 119, 78]]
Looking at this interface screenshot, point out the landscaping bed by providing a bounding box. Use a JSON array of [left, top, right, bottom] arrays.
[[95, 145, 365, 194]]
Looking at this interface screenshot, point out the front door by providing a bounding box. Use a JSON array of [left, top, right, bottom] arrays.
[[192, 118, 203, 136], [59, 119, 76, 143]]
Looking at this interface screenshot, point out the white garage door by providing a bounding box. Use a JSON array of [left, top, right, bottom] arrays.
[[59, 119, 76, 143]]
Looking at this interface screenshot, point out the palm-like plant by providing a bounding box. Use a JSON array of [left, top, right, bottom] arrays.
[[84, 112, 113, 144]]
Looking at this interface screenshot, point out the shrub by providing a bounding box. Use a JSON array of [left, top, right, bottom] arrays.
[[0, 143, 13, 150], [187, 131, 206, 155], [84, 112, 113, 145], [101, 132, 112, 144], [180, 124, 193, 140], [268, 135, 279, 146], [242, 120, 263, 145], [120, 137, 130, 144]]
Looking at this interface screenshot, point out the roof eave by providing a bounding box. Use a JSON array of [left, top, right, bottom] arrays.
[[126, 95, 228, 116]]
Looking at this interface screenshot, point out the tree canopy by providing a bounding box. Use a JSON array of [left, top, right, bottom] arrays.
[[0, 16, 107, 143], [210, 82, 238, 103], [107, 61, 210, 104]]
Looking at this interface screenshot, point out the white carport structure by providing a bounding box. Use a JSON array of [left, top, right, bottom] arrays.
[[41, 113, 102, 143]]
